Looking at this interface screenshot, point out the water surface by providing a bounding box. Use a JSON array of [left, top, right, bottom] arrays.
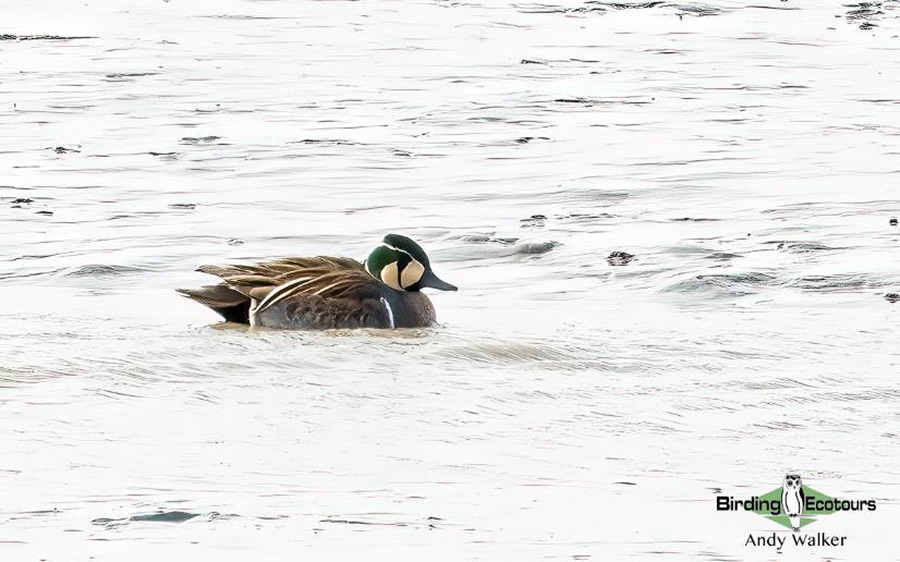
[[2, 0, 899, 559]]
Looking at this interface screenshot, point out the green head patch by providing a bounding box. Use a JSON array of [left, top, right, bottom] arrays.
[[365, 234, 457, 292]]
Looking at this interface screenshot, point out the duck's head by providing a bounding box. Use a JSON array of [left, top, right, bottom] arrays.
[[364, 234, 457, 292]]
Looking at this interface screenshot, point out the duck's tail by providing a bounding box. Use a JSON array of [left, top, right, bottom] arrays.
[[177, 284, 251, 324]]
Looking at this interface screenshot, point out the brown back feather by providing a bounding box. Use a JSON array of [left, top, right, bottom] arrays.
[[176, 285, 252, 323], [193, 256, 377, 315], [198, 256, 363, 280]]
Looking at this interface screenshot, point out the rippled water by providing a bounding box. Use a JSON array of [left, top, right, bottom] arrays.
[[2, 0, 900, 559]]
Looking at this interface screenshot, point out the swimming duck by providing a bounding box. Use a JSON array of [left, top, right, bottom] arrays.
[[178, 234, 457, 329]]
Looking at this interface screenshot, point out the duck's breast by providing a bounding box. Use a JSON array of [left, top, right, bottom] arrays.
[[385, 291, 436, 328]]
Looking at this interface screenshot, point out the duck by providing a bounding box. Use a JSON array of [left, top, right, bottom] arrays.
[[178, 234, 457, 329]]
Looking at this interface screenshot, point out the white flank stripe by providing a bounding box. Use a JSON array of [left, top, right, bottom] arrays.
[[248, 299, 259, 327], [380, 297, 395, 329]]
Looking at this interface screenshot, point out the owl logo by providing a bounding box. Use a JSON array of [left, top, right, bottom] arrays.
[[781, 474, 805, 531]]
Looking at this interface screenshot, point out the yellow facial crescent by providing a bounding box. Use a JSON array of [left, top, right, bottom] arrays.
[[380, 261, 403, 291], [400, 259, 425, 289]]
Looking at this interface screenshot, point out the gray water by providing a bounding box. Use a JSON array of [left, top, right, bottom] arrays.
[[2, 0, 899, 559]]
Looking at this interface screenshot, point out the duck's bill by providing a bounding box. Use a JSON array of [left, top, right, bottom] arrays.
[[422, 271, 458, 291]]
